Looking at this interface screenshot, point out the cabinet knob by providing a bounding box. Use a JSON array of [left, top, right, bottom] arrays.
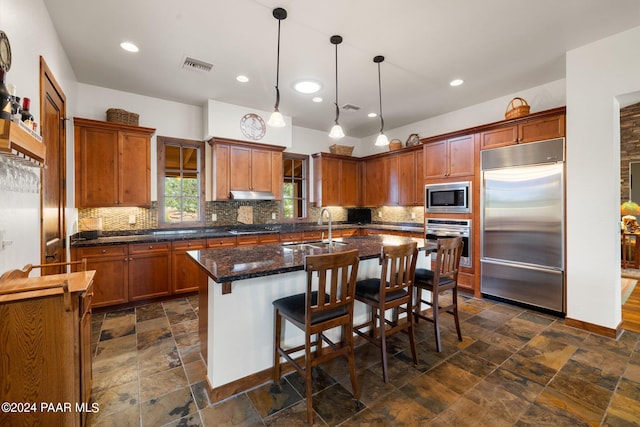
[[149, 245, 153, 249], [101, 249, 106, 254]]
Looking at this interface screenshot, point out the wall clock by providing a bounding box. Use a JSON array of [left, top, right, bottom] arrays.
[[0, 30, 11, 72], [240, 113, 266, 140]]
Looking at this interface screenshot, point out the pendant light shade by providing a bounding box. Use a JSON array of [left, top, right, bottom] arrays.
[[328, 35, 345, 139], [373, 55, 389, 146], [268, 8, 287, 128]]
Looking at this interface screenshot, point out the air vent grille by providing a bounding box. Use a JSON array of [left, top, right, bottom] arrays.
[[182, 57, 213, 73], [341, 103, 361, 111]]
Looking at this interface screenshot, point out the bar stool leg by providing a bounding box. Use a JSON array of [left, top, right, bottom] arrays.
[[273, 309, 282, 385], [432, 289, 442, 353]]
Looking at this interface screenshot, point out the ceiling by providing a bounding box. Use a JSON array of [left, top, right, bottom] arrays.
[[43, 0, 640, 138]]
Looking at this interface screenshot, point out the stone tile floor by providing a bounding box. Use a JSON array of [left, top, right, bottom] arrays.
[[86, 294, 640, 426]]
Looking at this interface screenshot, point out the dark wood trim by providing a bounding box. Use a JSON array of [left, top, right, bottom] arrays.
[[564, 317, 623, 339], [209, 136, 286, 152], [222, 282, 232, 294]]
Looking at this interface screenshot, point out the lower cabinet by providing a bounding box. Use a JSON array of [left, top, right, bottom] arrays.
[[172, 239, 207, 294], [73, 245, 128, 308], [128, 242, 172, 301], [0, 273, 94, 427]]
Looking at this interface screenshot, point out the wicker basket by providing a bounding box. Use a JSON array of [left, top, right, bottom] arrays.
[[329, 144, 354, 156], [389, 139, 403, 151], [106, 108, 139, 126], [505, 97, 530, 120]]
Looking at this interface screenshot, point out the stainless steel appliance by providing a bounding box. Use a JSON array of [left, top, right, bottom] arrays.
[[425, 218, 471, 267], [425, 181, 471, 214], [480, 138, 565, 314]]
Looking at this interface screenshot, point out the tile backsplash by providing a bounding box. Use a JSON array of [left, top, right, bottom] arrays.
[[77, 202, 424, 232]]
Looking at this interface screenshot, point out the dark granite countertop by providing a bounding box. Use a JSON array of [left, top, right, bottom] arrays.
[[70, 222, 424, 247], [188, 234, 434, 284]]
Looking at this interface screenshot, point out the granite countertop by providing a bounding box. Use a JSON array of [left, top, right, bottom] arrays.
[[70, 222, 424, 247], [188, 234, 434, 284]]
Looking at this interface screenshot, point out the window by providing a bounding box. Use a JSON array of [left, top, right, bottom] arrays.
[[282, 153, 308, 220], [157, 136, 205, 227]]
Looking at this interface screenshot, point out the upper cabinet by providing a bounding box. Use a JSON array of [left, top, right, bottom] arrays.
[[74, 118, 155, 208], [424, 134, 475, 179], [397, 148, 424, 206], [480, 110, 565, 150], [211, 138, 285, 201], [313, 153, 360, 207]]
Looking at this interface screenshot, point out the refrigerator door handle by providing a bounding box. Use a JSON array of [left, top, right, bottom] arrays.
[[481, 257, 564, 272]]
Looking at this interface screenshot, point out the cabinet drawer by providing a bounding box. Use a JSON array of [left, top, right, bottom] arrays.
[[237, 235, 259, 246], [258, 233, 279, 243], [207, 236, 237, 248], [280, 232, 303, 243], [303, 231, 323, 241], [76, 244, 127, 258], [172, 239, 206, 251], [129, 241, 171, 254]]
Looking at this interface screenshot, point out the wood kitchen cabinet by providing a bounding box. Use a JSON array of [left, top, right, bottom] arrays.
[[128, 242, 172, 301], [313, 153, 361, 207], [397, 146, 424, 206], [74, 118, 155, 207], [424, 134, 474, 179], [0, 271, 95, 427], [72, 244, 128, 308], [211, 138, 285, 200], [362, 156, 389, 206], [480, 110, 565, 150], [172, 239, 207, 294]]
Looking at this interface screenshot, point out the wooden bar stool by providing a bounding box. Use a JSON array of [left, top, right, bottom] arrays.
[[413, 237, 463, 352], [353, 241, 418, 383], [272, 249, 360, 425]]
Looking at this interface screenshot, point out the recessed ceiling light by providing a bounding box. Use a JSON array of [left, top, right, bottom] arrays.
[[236, 75, 249, 83], [120, 41, 139, 53], [368, 112, 377, 118], [450, 79, 464, 87], [312, 97, 323, 103], [294, 81, 321, 94]]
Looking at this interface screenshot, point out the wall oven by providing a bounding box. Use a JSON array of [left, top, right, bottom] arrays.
[[425, 218, 471, 267], [425, 181, 471, 213]]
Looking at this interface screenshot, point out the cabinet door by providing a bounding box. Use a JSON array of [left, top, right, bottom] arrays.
[[229, 146, 252, 191], [318, 157, 341, 206], [480, 125, 518, 149], [363, 157, 388, 206], [251, 148, 273, 192], [172, 240, 206, 294], [340, 159, 360, 207], [397, 151, 417, 206], [129, 243, 171, 301], [119, 131, 151, 206], [448, 134, 475, 177], [271, 151, 283, 200], [424, 140, 448, 179], [518, 114, 565, 143], [75, 126, 119, 207], [76, 245, 128, 308], [387, 155, 399, 205], [415, 148, 424, 205], [213, 144, 230, 200]]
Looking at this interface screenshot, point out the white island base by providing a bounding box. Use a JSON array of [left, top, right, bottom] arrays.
[[203, 254, 431, 401]]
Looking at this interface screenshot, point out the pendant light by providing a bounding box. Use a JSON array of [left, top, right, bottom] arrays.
[[268, 8, 287, 128], [328, 35, 345, 139], [373, 55, 389, 146]]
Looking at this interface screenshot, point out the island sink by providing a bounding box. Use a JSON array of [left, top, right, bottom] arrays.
[[281, 240, 347, 251]]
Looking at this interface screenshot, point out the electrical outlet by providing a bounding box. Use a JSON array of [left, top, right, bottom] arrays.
[[211, 213, 217, 222], [411, 212, 416, 220], [378, 211, 382, 218], [272, 212, 277, 220], [128, 215, 136, 225]]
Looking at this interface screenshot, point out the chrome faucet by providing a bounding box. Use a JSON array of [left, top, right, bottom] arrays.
[[318, 207, 333, 246]]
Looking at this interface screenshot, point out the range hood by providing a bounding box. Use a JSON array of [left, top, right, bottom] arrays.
[[229, 190, 276, 200]]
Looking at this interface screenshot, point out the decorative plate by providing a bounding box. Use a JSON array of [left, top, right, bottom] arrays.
[[240, 113, 266, 140], [406, 133, 421, 146]]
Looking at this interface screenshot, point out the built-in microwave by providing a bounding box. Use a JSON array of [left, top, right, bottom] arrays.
[[425, 181, 471, 213]]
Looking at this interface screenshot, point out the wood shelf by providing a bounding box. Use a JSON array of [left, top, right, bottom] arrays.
[[0, 119, 46, 166]]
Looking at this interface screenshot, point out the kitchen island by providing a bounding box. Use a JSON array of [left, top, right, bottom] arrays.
[[188, 234, 434, 402]]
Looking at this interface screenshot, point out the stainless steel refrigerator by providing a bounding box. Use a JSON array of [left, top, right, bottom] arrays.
[[480, 138, 565, 314]]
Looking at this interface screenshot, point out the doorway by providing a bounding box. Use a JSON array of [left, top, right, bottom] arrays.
[[39, 57, 67, 274]]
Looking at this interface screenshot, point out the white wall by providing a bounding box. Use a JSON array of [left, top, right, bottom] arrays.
[[0, 0, 77, 273], [565, 25, 640, 330]]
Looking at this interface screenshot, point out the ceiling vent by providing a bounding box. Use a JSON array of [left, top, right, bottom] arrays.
[[341, 103, 360, 111], [182, 57, 213, 73]]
